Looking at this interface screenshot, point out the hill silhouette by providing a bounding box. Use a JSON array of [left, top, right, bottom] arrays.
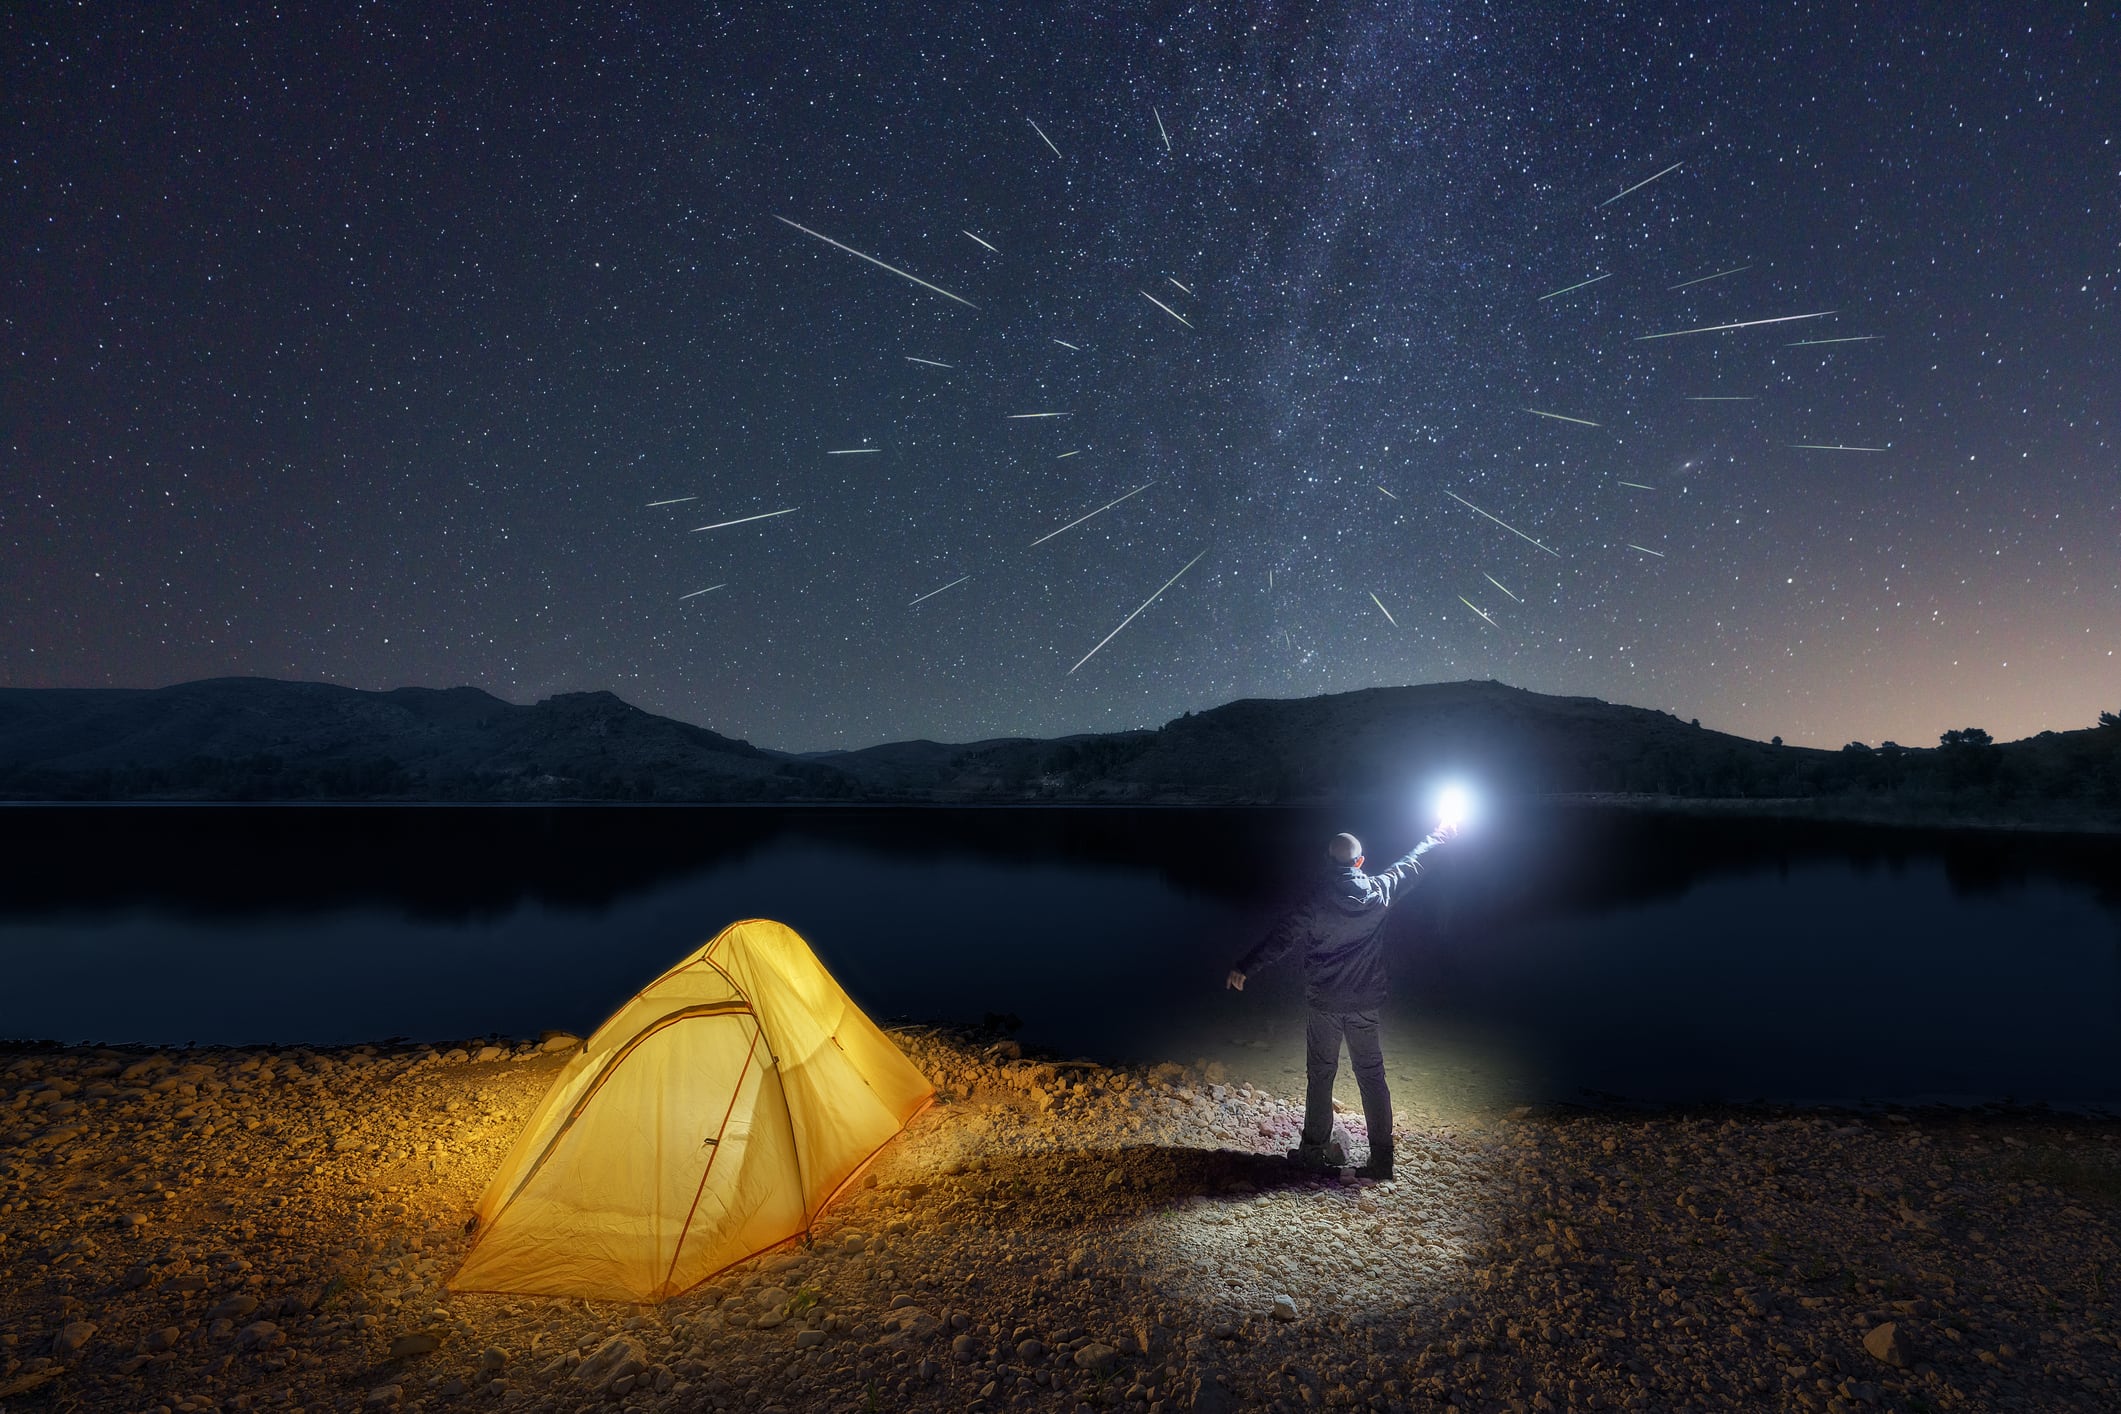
[[0, 677, 2115, 826]]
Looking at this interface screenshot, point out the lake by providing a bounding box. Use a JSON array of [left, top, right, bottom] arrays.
[[3, 803, 2117, 1116]]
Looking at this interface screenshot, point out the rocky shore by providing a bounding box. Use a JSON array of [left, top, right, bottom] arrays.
[[2, 1033, 2117, 1413]]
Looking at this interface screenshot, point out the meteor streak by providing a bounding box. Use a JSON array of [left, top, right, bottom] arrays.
[[1667, 263, 1752, 290], [1443, 490, 1563, 558], [826, 448, 880, 454], [1538, 272, 1611, 301], [1788, 443, 1887, 451], [1027, 117, 1063, 159], [1369, 593, 1399, 628], [1786, 336, 1879, 346], [1598, 160, 1683, 207], [1635, 310, 1837, 341], [1052, 339, 1081, 350], [1140, 289, 1192, 328], [903, 356, 953, 368], [1068, 549, 1208, 675], [1056, 450, 1083, 459], [1483, 573, 1522, 603], [1458, 596, 1499, 628], [1007, 412, 1069, 419], [1153, 107, 1171, 151], [1617, 480, 1655, 490], [1167, 277, 1191, 295], [1029, 481, 1155, 547], [772, 216, 978, 309], [962, 230, 999, 253], [1376, 485, 1399, 500], [1685, 395, 1757, 401], [909, 575, 970, 607], [1523, 407, 1603, 427], [678, 584, 727, 600], [1627, 544, 1667, 558], [689, 507, 798, 533], [644, 496, 698, 507]]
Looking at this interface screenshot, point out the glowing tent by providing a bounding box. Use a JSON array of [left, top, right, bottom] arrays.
[[448, 919, 933, 1301]]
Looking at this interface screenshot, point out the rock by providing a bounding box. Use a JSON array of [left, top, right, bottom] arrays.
[[952, 1333, 978, 1361], [143, 1326, 181, 1352], [237, 1321, 282, 1350], [1016, 1338, 1047, 1361], [1270, 1294, 1299, 1323], [477, 1347, 506, 1374], [52, 1321, 96, 1356], [795, 1329, 826, 1349], [571, 1335, 646, 1389], [539, 1032, 581, 1052], [1862, 1322, 1909, 1367], [388, 1331, 440, 1359], [1074, 1342, 1121, 1374], [363, 1386, 403, 1408], [758, 1286, 793, 1311], [208, 1294, 261, 1321]]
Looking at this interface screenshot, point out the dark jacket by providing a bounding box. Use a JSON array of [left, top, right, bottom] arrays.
[[1235, 835, 1444, 1010]]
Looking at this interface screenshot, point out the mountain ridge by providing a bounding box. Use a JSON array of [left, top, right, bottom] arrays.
[[0, 676, 2114, 826]]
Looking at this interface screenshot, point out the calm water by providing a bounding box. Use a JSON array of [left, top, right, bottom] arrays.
[[3, 804, 2117, 1115]]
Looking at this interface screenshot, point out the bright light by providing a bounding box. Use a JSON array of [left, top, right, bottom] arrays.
[[1435, 783, 1473, 831]]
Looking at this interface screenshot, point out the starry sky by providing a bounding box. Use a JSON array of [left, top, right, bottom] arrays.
[[5, 4, 2116, 752]]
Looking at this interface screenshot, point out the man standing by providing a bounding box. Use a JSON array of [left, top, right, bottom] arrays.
[[1225, 827, 1452, 1180]]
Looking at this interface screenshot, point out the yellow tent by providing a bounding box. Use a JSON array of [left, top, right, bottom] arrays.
[[448, 918, 933, 1301]]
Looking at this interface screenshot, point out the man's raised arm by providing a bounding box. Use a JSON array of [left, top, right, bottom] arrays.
[[1368, 829, 1451, 906]]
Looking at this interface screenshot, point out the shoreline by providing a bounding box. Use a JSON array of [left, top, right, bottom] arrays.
[[4, 1031, 2118, 1413]]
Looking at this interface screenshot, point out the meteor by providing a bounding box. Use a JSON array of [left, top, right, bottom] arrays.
[[909, 575, 970, 607], [1627, 543, 1667, 558], [678, 584, 727, 600], [1167, 277, 1192, 295], [1457, 596, 1499, 629], [1443, 490, 1563, 558], [644, 496, 698, 507], [1068, 548, 1208, 675], [1538, 272, 1611, 301], [1617, 480, 1655, 490], [826, 448, 880, 454], [1376, 485, 1399, 500], [1140, 289, 1192, 328], [689, 507, 798, 533], [1052, 338, 1081, 351], [1153, 107, 1171, 151], [1027, 117, 1063, 159], [1667, 263, 1752, 290], [1788, 443, 1887, 451], [904, 356, 953, 368], [1369, 592, 1399, 628], [1635, 310, 1837, 341], [962, 230, 999, 253], [1685, 395, 1757, 401], [1786, 336, 1879, 346], [1056, 450, 1083, 459], [1523, 407, 1602, 427], [772, 216, 977, 309], [1482, 572, 1522, 603], [1598, 160, 1683, 207], [1029, 481, 1155, 547], [1007, 412, 1069, 419]]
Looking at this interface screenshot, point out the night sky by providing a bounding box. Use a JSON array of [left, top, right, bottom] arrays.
[[5, 5, 2115, 752]]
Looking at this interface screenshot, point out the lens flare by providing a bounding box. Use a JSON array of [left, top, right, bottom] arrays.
[[1435, 784, 1472, 830]]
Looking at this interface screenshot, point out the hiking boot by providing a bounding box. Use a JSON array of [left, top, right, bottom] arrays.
[[1355, 1142, 1394, 1181], [1287, 1140, 1346, 1169]]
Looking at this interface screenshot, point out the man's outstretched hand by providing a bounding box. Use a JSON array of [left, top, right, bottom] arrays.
[[1225, 970, 1246, 991]]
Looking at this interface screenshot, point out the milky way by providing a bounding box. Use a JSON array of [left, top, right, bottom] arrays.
[[4, 6, 2114, 748]]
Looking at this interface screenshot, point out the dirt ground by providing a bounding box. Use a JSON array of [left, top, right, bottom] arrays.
[[2, 1031, 2118, 1414]]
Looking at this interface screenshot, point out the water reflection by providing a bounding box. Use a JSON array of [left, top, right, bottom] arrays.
[[1, 804, 2115, 1112]]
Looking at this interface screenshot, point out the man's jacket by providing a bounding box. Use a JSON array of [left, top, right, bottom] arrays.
[[1235, 835, 1444, 1011]]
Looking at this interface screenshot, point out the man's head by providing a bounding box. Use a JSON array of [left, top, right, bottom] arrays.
[[1327, 832, 1364, 868]]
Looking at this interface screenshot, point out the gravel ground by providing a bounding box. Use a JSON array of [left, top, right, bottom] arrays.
[[2, 1032, 2118, 1413]]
